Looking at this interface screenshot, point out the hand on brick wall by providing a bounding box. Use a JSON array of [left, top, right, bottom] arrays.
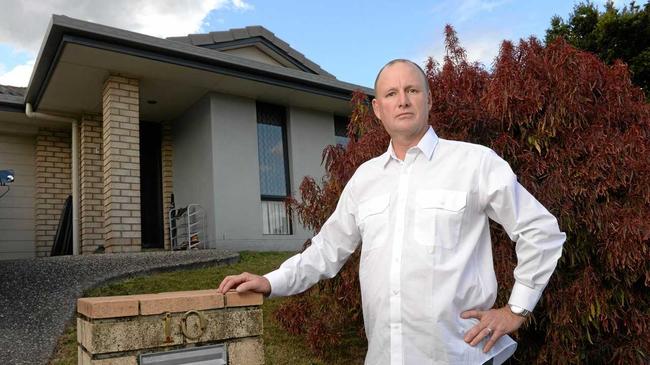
[[217, 272, 271, 296]]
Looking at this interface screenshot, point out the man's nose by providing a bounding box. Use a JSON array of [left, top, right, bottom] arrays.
[[398, 91, 410, 107]]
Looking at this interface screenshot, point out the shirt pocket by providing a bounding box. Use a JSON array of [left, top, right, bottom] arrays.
[[358, 193, 390, 252], [414, 189, 467, 250]]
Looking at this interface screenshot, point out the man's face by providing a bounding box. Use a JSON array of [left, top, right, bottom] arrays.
[[372, 62, 431, 140]]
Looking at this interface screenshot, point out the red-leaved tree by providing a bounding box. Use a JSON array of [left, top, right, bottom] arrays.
[[276, 25, 650, 364]]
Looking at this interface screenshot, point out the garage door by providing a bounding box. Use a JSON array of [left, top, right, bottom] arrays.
[[0, 133, 35, 259]]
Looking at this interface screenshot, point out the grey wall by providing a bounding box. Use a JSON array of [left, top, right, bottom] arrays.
[[172, 96, 216, 246], [209, 93, 262, 247], [173, 93, 337, 252], [287, 106, 335, 240]]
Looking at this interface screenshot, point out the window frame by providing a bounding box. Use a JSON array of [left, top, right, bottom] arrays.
[[256, 101, 293, 235]]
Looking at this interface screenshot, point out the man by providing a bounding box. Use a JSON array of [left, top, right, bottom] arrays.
[[218, 59, 566, 365]]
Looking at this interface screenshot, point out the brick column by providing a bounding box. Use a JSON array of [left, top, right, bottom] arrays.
[[34, 128, 71, 256], [161, 121, 174, 250], [80, 114, 103, 254], [102, 75, 141, 253]]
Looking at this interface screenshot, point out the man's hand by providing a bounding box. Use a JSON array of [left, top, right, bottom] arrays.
[[461, 306, 526, 353], [217, 272, 272, 296]]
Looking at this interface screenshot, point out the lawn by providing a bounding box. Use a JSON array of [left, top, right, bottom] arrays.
[[49, 251, 366, 364]]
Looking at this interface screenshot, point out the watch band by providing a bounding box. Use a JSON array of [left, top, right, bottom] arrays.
[[508, 304, 531, 318]]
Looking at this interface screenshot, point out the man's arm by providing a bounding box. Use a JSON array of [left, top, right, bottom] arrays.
[[463, 149, 566, 352], [218, 177, 362, 297]]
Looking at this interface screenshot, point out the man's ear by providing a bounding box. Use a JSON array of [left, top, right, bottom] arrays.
[[427, 91, 433, 112], [372, 97, 381, 120]]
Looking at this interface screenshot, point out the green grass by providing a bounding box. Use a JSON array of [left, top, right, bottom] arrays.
[[49, 251, 366, 365]]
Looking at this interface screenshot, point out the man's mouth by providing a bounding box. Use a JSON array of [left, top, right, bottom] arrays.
[[396, 112, 414, 119]]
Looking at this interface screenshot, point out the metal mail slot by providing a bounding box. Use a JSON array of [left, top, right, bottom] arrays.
[[140, 344, 227, 365]]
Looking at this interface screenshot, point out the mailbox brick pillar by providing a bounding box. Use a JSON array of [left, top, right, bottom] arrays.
[[77, 290, 264, 364]]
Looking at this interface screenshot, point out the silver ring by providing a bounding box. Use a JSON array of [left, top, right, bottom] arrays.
[[485, 327, 493, 337]]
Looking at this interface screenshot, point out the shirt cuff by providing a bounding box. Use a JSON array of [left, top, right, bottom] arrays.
[[263, 269, 289, 298], [508, 281, 543, 312]]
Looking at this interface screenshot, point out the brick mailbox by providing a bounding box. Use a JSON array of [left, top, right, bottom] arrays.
[[76, 289, 264, 364]]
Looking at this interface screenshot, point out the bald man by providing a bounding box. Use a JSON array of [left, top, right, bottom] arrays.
[[218, 59, 565, 365]]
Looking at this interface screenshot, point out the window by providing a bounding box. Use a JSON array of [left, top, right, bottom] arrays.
[[334, 115, 350, 147], [256, 102, 292, 235]]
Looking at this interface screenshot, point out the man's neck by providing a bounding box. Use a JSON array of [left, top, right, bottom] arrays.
[[391, 127, 428, 161]]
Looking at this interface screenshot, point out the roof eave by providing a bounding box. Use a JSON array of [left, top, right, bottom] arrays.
[[26, 15, 373, 111]]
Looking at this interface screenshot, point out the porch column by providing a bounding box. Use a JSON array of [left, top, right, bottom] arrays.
[[80, 114, 103, 254], [102, 75, 141, 253], [161, 120, 174, 250]]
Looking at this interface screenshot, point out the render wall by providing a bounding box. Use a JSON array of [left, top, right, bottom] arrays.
[[173, 92, 336, 251], [172, 96, 217, 246]]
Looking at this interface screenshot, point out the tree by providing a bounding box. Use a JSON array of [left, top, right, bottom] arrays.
[[546, 1, 650, 99], [276, 26, 649, 364]]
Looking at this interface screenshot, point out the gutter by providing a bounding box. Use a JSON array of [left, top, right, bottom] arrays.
[[25, 103, 80, 256]]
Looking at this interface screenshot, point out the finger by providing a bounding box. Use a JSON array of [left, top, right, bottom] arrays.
[[461, 310, 483, 320], [236, 279, 257, 293], [464, 322, 484, 343], [469, 327, 493, 346], [219, 275, 239, 293], [219, 274, 247, 293], [483, 329, 503, 353], [217, 276, 232, 293]]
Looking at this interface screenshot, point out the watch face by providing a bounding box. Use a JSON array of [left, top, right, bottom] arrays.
[[510, 304, 526, 315]]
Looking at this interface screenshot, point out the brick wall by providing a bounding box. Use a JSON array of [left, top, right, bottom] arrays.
[[102, 75, 141, 253], [77, 290, 264, 364], [161, 120, 173, 250], [80, 114, 103, 254], [34, 128, 71, 257]]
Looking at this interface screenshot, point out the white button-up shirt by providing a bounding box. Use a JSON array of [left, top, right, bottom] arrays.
[[265, 127, 566, 365]]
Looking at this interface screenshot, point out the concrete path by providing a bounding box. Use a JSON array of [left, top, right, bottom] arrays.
[[0, 250, 239, 365]]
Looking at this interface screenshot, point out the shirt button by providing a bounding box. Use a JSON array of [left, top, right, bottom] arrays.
[[392, 289, 399, 295]]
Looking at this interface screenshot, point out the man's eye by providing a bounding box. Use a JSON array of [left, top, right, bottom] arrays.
[[408, 89, 418, 94], [386, 91, 396, 97]]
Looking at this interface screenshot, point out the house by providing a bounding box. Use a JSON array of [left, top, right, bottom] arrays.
[[0, 15, 372, 260]]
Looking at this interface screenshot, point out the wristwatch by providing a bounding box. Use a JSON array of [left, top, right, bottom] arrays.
[[508, 304, 531, 318]]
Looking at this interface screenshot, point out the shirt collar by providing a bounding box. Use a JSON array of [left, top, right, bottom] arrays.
[[382, 126, 439, 168]]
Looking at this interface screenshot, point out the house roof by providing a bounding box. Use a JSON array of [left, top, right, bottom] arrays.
[[25, 15, 373, 115], [167, 26, 336, 78], [0, 85, 26, 97], [0, 85, 25, 112]]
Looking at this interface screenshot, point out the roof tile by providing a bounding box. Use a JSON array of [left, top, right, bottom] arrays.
[[0, 85, 26, 97], [188, 33, 214, 46], [210, 31, 234, 43], [230, 28, 250, 40]]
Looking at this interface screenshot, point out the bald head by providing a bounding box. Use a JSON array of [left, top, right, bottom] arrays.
[[374, 59, 429, 96]]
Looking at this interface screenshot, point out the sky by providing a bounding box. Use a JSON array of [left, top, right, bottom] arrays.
[[0, 0, 629, 89]]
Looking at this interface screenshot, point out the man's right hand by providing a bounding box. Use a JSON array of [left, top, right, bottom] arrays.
[[217, 272, 272, 296]]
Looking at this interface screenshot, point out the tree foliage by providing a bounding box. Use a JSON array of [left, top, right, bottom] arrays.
[[276, 25, 649, 364], [546, 1, 650, 99]]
